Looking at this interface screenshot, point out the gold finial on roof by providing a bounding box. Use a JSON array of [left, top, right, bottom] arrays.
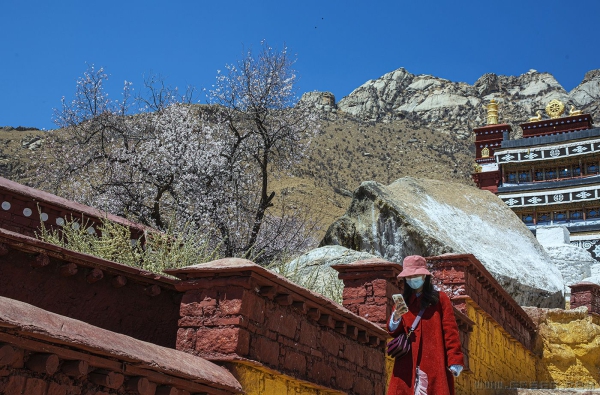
[[569, 105, 583, 116], [529, 110, 542, 122], [473, 163, 482, 173], [481, 147, 490, 158], [546, 99, 565, 119], [486, 99, 499, 125]]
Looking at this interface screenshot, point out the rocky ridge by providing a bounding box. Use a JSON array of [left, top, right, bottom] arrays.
[[302, 68, 600, 140]]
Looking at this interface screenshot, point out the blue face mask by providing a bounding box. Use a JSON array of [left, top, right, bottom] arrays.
[[406, 276, 425, 290]]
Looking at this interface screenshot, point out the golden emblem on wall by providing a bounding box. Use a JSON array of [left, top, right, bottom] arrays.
[[546, 99, 565, 119], [481, 147, 490, 158]]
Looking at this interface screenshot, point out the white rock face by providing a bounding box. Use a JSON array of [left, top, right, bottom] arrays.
[[537, 226, 570, 246], [322, 177, 565, 307], [334, 68, 600, 138], [536, 226, 598, 289], [543, 244, 594, 287]]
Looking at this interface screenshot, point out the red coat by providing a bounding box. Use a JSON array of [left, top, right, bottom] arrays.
[[387, 291, 464, 395]]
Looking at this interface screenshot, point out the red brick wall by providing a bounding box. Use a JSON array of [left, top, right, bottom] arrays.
[[170, 259, 388, 395], [428, 254, 536, 350], [333, 259, 402, 329], [178, 287, 385, 394], [570, 282, 600, 314], [0, 236, 181, 348]]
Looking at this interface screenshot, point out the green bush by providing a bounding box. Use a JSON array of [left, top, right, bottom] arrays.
[[37, 215, 219, 274]]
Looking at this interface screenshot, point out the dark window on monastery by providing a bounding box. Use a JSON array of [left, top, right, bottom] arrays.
[[570, 211, 584, 220], [519, 171, 530, 182], [587, 208, 600, 219], [573, 166, 581, 177], [506, 172, 517, 183], [586, 163, 598, 174], [522, 213, 534, 224], [545, 169, 557, 180], [554, 212, 567, 222], [535, 170, 544, 181], [538, 212, 551, 223], [559, 167, 571, 178]]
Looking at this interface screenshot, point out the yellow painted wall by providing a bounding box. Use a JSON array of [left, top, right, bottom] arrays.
[[536, 306, 600, 389], [456, 300, 540, 394], [225, 362, 345, 395]]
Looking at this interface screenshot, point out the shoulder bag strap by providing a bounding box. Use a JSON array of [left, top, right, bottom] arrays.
[[406, 307, 426, 337]]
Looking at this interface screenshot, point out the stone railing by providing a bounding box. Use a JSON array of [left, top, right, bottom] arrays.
[[0, 176, 147, 239], [570, 282, 600, 314], [0, 227, 181, 348], [427, 254, 537, 350], [166, 258, 389, 395], [0, 296, 242, 395]]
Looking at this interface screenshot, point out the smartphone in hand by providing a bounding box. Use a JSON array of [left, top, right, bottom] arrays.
[[392, 293, 408, 316]]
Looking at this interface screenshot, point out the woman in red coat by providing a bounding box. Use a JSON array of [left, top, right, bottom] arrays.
[[387, 255, 464, 395]]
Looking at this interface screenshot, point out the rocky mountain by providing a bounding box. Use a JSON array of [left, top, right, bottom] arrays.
[[302, 68, 600, 140]]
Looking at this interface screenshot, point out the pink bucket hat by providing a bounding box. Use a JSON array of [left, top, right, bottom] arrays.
[[398, 255, 431, 277]]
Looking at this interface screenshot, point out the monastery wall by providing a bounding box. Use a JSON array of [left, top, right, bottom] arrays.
[[0, 228, 182, 348], [169, 259, 388, 395]]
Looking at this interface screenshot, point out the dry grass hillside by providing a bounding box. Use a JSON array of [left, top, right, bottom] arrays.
[[1, 115, 476, 240], [273, 114, 475, 235]]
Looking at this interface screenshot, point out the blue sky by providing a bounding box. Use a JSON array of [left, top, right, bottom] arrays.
[[2, 0, 599, 130]]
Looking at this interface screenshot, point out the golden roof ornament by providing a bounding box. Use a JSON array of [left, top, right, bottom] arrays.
[[569, 105, 583, 116], [486, 99, 499, 125], [546, 99, 565, 119], [473, 163, 482, 173], [529, 110, 542, 122]]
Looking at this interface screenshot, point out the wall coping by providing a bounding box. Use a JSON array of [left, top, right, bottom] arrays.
[[570, 281, 600, 291], [332, 258, 402, 280], [427, 253, 537, 337], [0, 226, 178, 289], [166, 258, 389, 344], [0, 295, 242, 394], [0, 176, 149, 234]]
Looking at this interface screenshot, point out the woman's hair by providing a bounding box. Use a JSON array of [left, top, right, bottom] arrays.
[[402, 275, 439, 309]]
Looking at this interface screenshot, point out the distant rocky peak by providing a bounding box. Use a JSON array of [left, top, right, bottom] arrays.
[[332, 67, 598, 137]]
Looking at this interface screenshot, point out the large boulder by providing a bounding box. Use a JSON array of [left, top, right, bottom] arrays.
[[279, 246, 380, 303], [321, 177, 564, 307]]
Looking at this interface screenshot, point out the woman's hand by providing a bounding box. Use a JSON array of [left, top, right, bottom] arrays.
[[448, 365, 463, 377]]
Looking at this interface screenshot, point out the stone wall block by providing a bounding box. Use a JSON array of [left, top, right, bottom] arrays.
[[252, 336, 280, 366], [320, 331, 340, 357], [311, 360, 334, 386], [358, 303, 387, 324], [353, 376, 373, 395], [298, 321, 318, 348], [282, 350, 306, 375], [194, 327, 250, 356], [240, 291, 266, 324], [175, 328, 196, 353]]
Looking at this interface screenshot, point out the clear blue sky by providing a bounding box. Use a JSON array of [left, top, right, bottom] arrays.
[[2, 0, 598, 130]]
